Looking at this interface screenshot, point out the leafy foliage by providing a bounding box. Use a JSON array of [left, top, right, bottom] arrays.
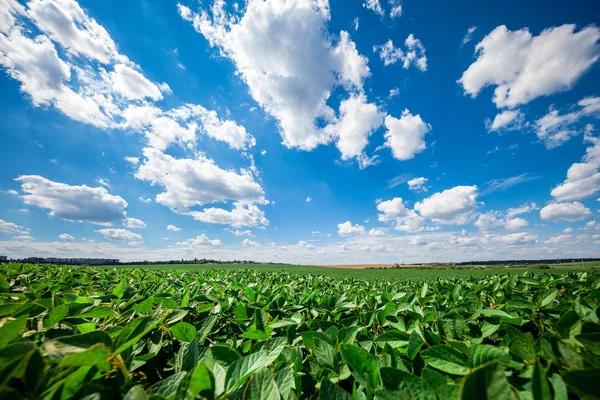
[[0, 262, 599, 399]]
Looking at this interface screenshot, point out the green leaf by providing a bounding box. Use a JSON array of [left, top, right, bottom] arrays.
[[115, 315, 163, 354], [274, 366, 294, 400], [422, 368, 450, 389], [244, 368, 279, 400], [148, 372, 187, 400], [548, 373, 567, 400], [407, 331, 425, 360], [72, 306, 117, 319], [563, 368, 600, 398], [421, 345, 470, 375], [171, 322, 197, 342], [314, 337, 337, 370], [318, 379, 353, 400], [112, 280, 127, 298], [44, 305, 69, 328], [575, 332, 600, 355], [338, 327, 359, 345], [0, 316, 27, 347], [467, 345, 510, 368], [459, 362, 513, 400], [556, 310, 579, 338], [60, 344, 110, 366], [340, 343, 380, 390], [380, 367, 436, 400], [176, 362, 214, 400], [225, 350, 269, 393], [532, 359, 551, 400], [506, 325, 535, 363], [123, 385, 148, 400]]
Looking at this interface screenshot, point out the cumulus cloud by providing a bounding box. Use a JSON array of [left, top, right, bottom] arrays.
[[407, 177, 428, 192], [167, 224, 181, 232], [306, 197, 312, 203], [506, 202, 538, 218], [415, 186, 480, 225], [139, 196, 152, 204], [388, 0, 402, 18], [125, 217, 146, 229], [179, 0, 379, 162], [242, 238, 261, 247], [373, 35, 427, 71], [176, 234, 221, 247], [227, 229, 253, 237], [58, 233, 75, 241], [459, 24, 600, 108], [368, 228, 385, 236], [96, 228, 142, 243], [486, 109, 524, 132], [494, 232, 538, 245], [134, 148, 268, 227], [540, 202, 592, 222], [109, 64, 163, 101], [0, 219, 29, 234], [376, 197, 424, 231], [551, 135, 600, 201], [505, 217, 528, 230], [338, 221, 366, 235], [324, 94, 384, 167], [16, 175, 127, 224], [383, 109, 431, 160]]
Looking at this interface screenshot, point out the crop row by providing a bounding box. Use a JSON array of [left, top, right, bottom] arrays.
[[0, 263, 599, 399]]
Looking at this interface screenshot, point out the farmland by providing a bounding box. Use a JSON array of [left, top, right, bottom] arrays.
[[1, 262, 599, 399]]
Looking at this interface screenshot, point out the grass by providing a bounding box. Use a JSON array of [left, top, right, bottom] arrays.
[[113, 262, 599, 281]]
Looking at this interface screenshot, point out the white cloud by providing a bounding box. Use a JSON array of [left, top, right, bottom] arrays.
[[505, 217, 528, 230], [482, 173, 540, 195], [545, 234, 574, 244], [13, 235, 34, 241], [376, 197, 424, 232], [388, 88, 400, 98], [535, 97, 600, 148], [415, 186, 479, 225], [96, 228, 142, 243], [325, 94, 384, 166], [383, 109, 431, 160], [188, 203, 268, 228], [0, 219, 29, 234], [368, 228, 385, 236], [486, 109, 524, 132], [139, 196, 152, 204], [16, 175, 127, 224], [461, 26, 477, 47], [242, 238, 261, 247], [306, 197, 312, 203], [506, 202, 538, 218], [363, 0, 384, 16], [167, 224, 181, 232], [459, 24, 600, 108], [96, 177, 111, 188], [551, 135, 600, 201], [109, 64, 163, 101], [540, 201, 592, 222], [495, 232, 538, 245], [179, 1, 377, 158], [373, 35, 427, 71], [176, 234, 221, 247], [407, 177, 428, 192], [134, 148, 267, 224], [338, 221, 366, 235], [227, 229, 253, 237], [563, 227, 574, 233], [124, 156, 139, 165], [388, 0, 402, 18], [125, 217, 146, 229], [59, 233, 75, 241], [353, 17, 359, 31], [474, 211, 504, 231]]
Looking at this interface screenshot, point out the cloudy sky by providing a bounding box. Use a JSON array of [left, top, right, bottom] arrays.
[[1, 0, 600, 264]]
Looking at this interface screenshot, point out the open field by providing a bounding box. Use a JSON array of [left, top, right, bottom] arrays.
[[1, 262, 600, 399]]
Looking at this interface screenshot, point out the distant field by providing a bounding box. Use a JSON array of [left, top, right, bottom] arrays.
[[114, 262, 600, 281]]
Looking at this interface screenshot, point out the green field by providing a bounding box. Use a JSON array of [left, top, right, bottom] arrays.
[[1, 262, 599, 399]]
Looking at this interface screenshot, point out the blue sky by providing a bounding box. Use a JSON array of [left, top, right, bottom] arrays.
[[1, 0, 599, 264]]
